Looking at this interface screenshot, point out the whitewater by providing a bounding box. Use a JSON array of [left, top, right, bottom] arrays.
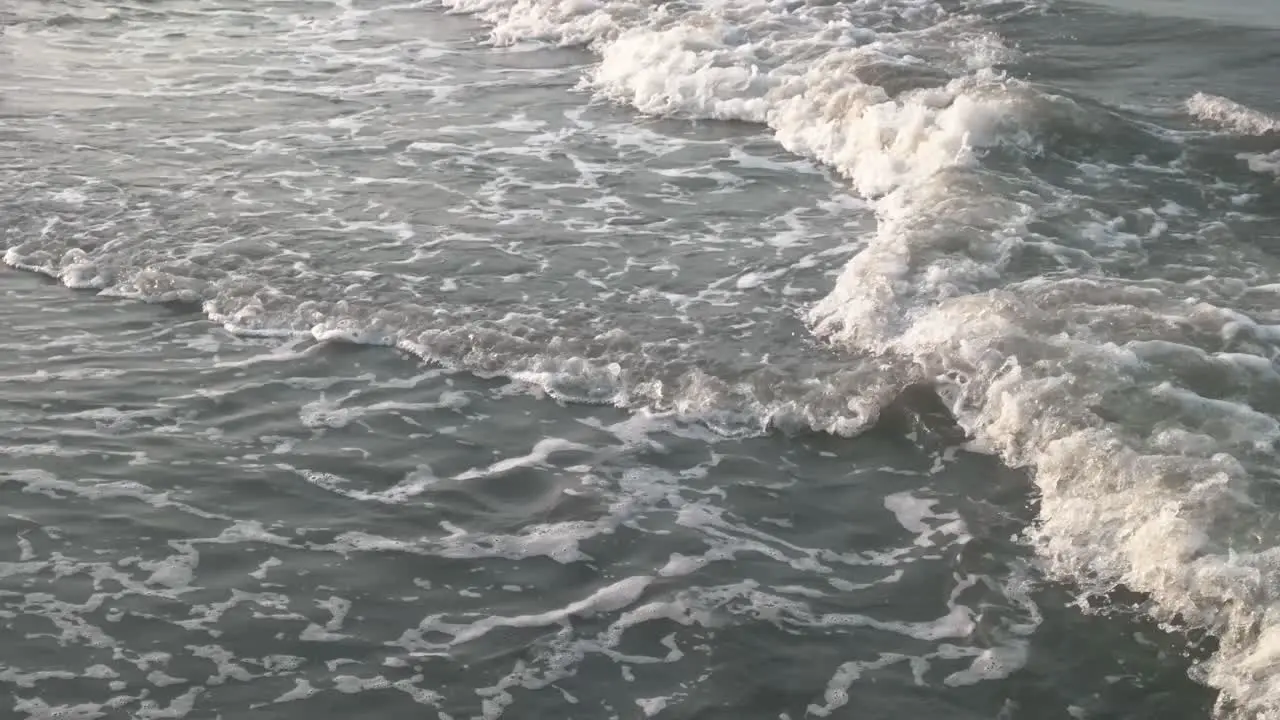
[[436, 2, 1280, 711], [3, 0, 1280, 717]]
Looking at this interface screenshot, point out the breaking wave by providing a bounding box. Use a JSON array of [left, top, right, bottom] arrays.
[[5, 0, 1280, 716]]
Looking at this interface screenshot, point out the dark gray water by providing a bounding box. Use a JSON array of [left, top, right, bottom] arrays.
[[1, 0, 1278, 718], [0, 268, 1210, 720]]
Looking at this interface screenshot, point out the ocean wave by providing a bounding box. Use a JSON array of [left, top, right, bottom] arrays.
[[5, 0, 1280, 716], [430, 0, 1280, 717], [1188, 92, 1280, 136]]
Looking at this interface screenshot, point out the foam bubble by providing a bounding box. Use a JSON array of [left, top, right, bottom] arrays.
[[6, 0, 1279, 715], [1241, 150, 1280, 179], [1187, 93, 1280, 136], [428, 0, 1280, 714]]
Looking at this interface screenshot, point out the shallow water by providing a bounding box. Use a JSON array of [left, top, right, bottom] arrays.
[[2, 0, 1279, 717], [0, 268, 1212, 719]]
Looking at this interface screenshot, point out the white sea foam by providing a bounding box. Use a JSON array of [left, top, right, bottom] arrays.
[[1188, 93, 1280, 136], [426, 0, 1280, 716], [1241, 150, 1280, 179], [5, 0, 1280, 715]]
